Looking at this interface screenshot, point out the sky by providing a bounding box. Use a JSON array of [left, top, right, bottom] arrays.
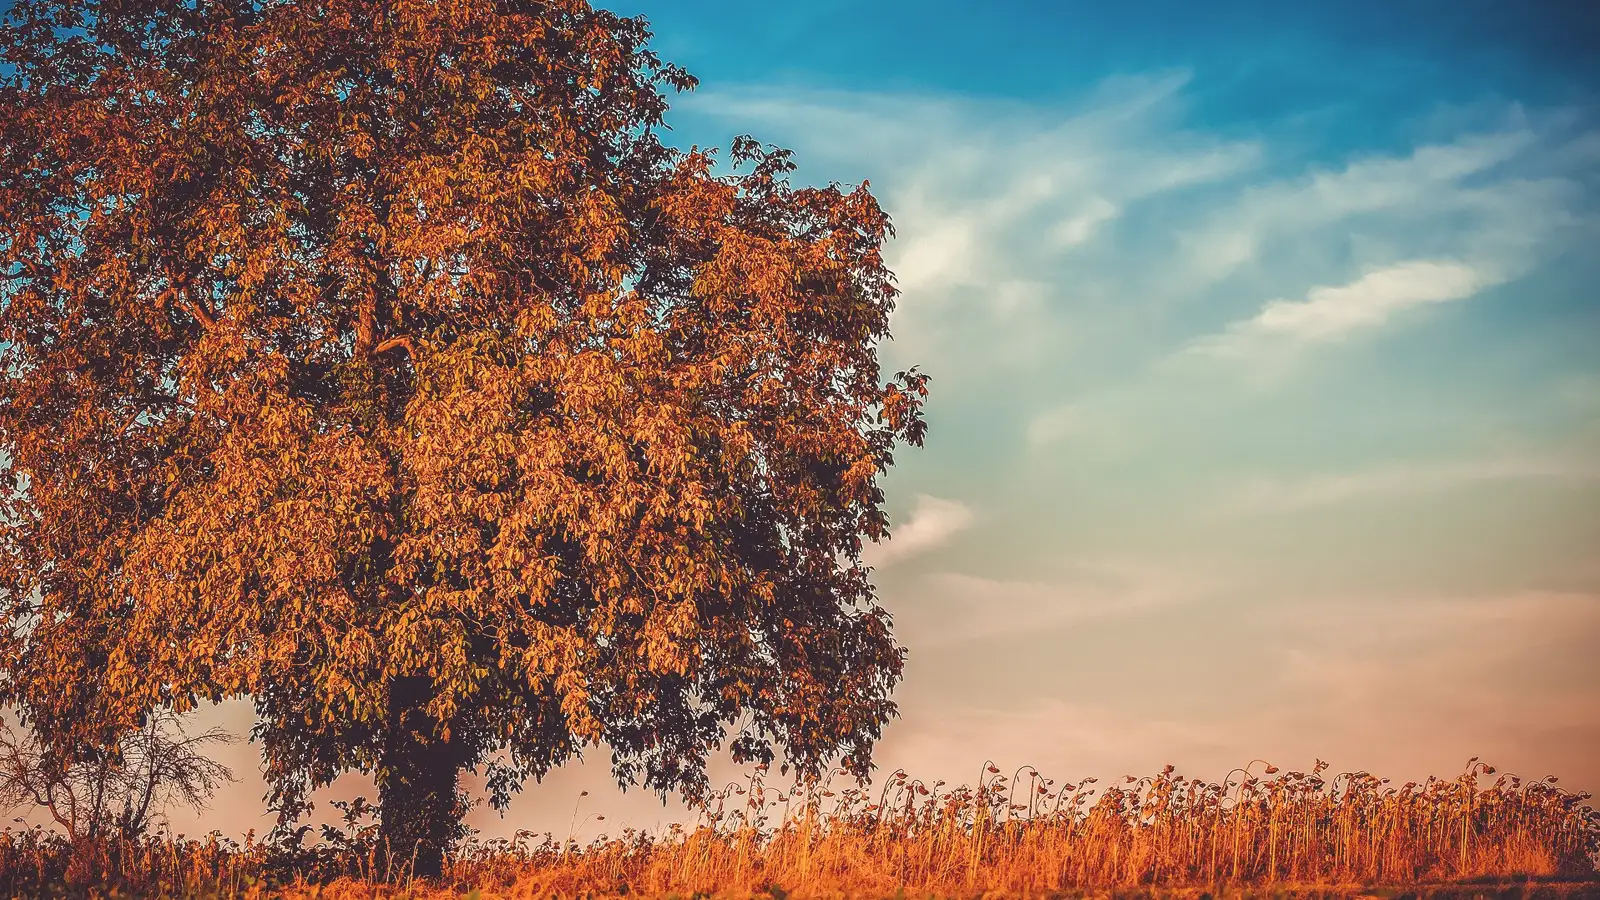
[[80, 0, 1600, 841]]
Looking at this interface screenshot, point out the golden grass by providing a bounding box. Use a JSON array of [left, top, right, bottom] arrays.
[[3, 758, 1596, 898]]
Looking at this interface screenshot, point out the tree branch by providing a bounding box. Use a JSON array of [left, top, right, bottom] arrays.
[[183, 299, 217, 330], [169, 272, 217, 330], [374, 336, 416, 357]]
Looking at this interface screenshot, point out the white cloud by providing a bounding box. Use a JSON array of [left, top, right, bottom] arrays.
[[1252, 261, 1490, 339], [865, 493, 974, 566], [1189, 259, 1497, 360]]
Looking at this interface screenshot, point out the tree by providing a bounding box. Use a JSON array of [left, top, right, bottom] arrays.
[[0, 0, 928, 877], [0, 709, 236, 843]]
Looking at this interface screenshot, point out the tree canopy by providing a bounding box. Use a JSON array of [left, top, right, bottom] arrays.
[[0, 0, 926, 874]]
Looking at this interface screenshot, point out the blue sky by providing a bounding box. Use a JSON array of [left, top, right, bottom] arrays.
[[59, 1, 1600, 838]]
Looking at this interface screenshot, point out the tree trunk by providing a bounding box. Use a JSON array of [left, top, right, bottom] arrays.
[[376, 676, 463, 880]]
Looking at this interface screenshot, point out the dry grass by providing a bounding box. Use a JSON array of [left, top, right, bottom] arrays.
[[3, 758, 1596, 898]]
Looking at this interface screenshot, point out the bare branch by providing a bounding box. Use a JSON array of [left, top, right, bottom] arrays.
[[0, 711, 236, 841]]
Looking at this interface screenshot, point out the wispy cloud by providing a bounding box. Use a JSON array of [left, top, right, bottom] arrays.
[[875, 697, 1233, 787], [865, 494, 974, 567], [1188, 259, 1498, 360], [1178, 127, 1552, 283], [1260, 591, 1600, 770], [1223, 454, 1600, 515], [896, 559, 1230, 648], [682, 76, 1262, 377], [1149, 113, 1593, 390]]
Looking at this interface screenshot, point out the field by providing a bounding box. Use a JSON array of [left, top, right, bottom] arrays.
[[2, 759, 1596, 898]]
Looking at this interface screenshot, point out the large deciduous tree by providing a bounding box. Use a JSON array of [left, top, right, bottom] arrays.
[[0, 0, 927, 876]]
